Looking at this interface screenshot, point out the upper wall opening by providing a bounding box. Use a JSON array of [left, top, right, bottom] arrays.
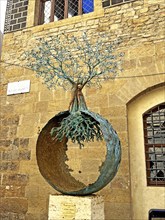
[[38, 0, 94, 25], [4, 0, 135, 33]]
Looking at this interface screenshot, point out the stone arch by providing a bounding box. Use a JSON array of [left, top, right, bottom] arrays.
[[116, 74, 165, 105]]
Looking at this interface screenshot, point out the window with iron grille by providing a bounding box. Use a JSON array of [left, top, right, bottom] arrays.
[[39, 0, 94, 24], [143, 103, 165, 186], [102, 0, 134, 8]]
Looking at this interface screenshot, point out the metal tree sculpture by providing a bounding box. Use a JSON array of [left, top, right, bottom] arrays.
[[22, 32, 123, 195], [24, 32, 122, 89], [23, 32, 123, 147]]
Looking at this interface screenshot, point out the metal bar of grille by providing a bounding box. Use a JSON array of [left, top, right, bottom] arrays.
[[78, 0, 82, 15], [64, 0, 68, 18], [147, 167, 165, 170], [50, 0, 55, 22], [146, 160, 165, 163], [39, 0, 45, 24]]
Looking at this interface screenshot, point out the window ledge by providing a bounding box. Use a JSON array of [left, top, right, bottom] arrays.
[[38, 9, 105, 31], [103, 0, 136, 9]]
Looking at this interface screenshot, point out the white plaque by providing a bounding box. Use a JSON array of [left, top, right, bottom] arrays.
[[7, 80, 30, 95]]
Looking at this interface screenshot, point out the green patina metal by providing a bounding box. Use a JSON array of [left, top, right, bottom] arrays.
[[36, 109, 121, 195], [23, 32, 123, 195], [36, 85, 121, 195], [50, 83, 103, 148]]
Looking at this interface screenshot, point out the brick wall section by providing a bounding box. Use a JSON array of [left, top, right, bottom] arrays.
[[0, 0, 165, 219], [4, 0, 28, 33]]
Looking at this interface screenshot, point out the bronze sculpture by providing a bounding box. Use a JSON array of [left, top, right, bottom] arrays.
[[22, 32, 123, 195]]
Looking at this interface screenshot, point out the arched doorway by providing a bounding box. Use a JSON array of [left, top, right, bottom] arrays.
[[127, 85, 165, 220]]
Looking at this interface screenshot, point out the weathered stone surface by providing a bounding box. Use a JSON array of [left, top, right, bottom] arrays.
[[0, 0, 164, 219], [1, 162, 19, 171], [20, 138, 29, 148], [0, 127, 9, 139], [117, 160, 130, 176], [19, 150, 31, 160], [1, 174, 29, 186], [0, 198, 28, 214], [1, 185, 25, 197], [111, 175, 130, 189], [34, 101, 49, 113], [0, 139, 12, 148], [11, 138, 30, 148], [48, 195, 104, 220], [0, 212, 25, 220], [2, 150, 19, 160], [104, 202, 131, 220]]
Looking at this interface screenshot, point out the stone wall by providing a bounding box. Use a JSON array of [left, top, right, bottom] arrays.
[[4, 0, 28, 33], [0, 31, 3, 58], [0, 0, 165, 219]]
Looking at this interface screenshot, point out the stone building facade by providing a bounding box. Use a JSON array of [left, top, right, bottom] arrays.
[[0, 31, 3, 58], [0, 0, 164, 219]]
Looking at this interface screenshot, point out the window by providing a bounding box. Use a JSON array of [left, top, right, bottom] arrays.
[[102, 0, 134, 7], [149, 209, 165, 220], [39, 0, 94, 24], [143, 103, 165, 186]]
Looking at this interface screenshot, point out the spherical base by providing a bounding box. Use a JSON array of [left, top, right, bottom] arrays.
[[36, 110, 121, 195]]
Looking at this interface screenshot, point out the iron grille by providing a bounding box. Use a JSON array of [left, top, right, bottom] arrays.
[[102, 0, 134, 7], [4, 0, 28, 33], [39, 0, 94, 24], [143, 103, 165, 186], [4, 0, 13, 32]]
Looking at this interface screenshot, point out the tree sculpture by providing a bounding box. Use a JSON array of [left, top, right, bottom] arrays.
[[23, 32, 123, 195]]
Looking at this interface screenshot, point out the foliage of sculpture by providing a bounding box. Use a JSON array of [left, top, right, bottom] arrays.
[[22, 32, 123, 195]]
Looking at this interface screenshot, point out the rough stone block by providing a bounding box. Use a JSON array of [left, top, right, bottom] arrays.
[[14, 102, 34, 114], [1, 115, 19, 126], [104, 202, 131, 220], [111, 175, 130, 189], [2, 149, 19, 160], [0, 212, 25, 220], [20, 138, 29, 148], [19, 150, 31, 160], [0, 127, 9, 139], [1, 185, 25, 197], [104, 188, 130, 203], [48, 195, 104, 220], [34, 101, 48, 113], [0, 139, 12, 148], [1, 174, 29, 186], [100, 106, 126, 118], [21, 114, 40, 127], [0, 198, 28, 214], [39, 90, 53, 101], [81, 159, 103, 173], [1, 162, 19, 171], [117, 160, 130, 176], [17, 125, 36, 137]]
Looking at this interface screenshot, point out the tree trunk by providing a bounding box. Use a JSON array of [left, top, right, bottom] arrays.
[[69, 83, 88, 112]]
